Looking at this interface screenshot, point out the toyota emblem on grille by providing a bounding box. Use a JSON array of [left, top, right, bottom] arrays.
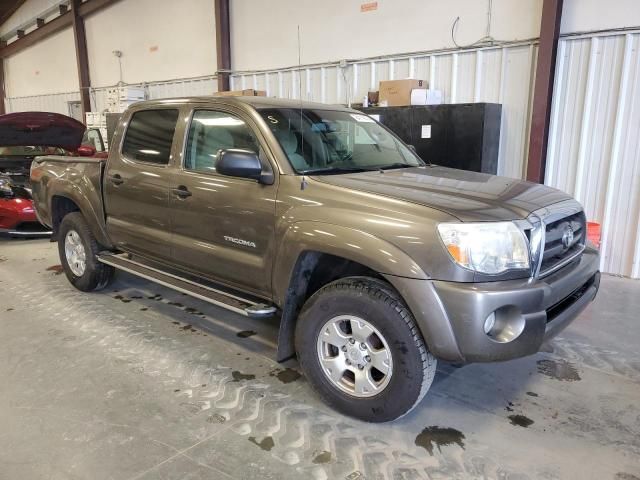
[[562, 224, 575, 250]]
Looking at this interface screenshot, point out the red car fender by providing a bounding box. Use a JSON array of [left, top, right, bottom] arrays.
[[0, 197, 37, 230]]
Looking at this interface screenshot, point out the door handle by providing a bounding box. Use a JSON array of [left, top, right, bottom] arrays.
[[172, 186, 192, 198], [108, 174, 124, 185]]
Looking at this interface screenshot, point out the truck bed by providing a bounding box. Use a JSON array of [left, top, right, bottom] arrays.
[[30, 155, 108, 240]]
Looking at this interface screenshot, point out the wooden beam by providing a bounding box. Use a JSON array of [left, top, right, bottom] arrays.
[[214, 0, 231, 91], [526, 0, 564, 183], [0, 59, 5, 115], [0, 0, 122, 59], [71, 0, 91, 117]]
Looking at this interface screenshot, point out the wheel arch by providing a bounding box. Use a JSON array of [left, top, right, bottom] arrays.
[[273, 222, 428, 362]]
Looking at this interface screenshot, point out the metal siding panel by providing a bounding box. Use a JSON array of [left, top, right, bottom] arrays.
[[548, 32, 640, 278]]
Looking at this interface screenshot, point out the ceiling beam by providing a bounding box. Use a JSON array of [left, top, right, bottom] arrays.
[[0, 0, 121, 59], [71, 0, 91, 116], [214, 0, 231, 91], [0, 0, 28, 27], [526, 0, 564, 183]]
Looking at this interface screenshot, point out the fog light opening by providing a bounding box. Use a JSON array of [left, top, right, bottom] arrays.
[[483, 306, 525, 343]]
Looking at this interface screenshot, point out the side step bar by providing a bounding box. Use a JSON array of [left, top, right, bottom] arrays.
[[97, 253, 277, 318]]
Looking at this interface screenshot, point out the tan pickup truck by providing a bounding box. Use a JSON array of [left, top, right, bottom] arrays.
[[31, 97, 600, 422]]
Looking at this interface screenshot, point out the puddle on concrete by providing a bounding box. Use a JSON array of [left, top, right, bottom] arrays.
[[46, 265, 64, 275], [615, 473, 640, 480], [312, 450, 332, 464], [414, 426, 466, 456], [537, 359, 581, 381], [269, 368, 302, 384], [526, 391, 539, 397], [232, 370, 255, 382], [237, 330, 257, 338], [248, 435, 274, 451], [113, 295, 131, 303], [508, 414, 534, 428], [148, 294, 162, 300]]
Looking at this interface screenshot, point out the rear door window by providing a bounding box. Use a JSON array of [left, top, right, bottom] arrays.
[[122, 109, 179, 164]]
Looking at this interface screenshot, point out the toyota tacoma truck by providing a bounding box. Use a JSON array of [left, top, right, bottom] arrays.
[[30, 97, 600, 422]]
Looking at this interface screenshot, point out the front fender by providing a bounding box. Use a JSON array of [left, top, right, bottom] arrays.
[[272, 221, 427, 306]]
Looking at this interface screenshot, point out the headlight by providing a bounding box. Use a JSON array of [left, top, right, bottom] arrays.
[[437, 222, 530, 274], [0, 176, 13, 195]]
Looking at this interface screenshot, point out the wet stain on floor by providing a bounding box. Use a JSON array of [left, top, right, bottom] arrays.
[[414, 426, 465, 456], [231, 370, 255, 382], [46, 265, 64, 275], [148, 294, 162, 300], [537, 359, 581, 381], [269, 368, 302, 384], [5, 308, 13, 312], [526, 391, 539, 397], [508, 414, 534, 428], [248, 435, 274, 451], [113, 295, 132, 303], [0, 256, 7, 262], [312, 450, 332, 464], [237, 330, 257, 338], [615, 473, 640, 480], [505, 401, 515, 412]]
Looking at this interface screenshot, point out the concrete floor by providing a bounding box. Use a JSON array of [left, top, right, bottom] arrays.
[[0, 236, 639, 480]]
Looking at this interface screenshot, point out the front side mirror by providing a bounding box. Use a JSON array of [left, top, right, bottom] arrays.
[[77, 144, 97, 157], [217, 149, 271, 184]]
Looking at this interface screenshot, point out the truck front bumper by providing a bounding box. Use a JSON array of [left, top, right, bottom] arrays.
[[386, 247, 600, 363]]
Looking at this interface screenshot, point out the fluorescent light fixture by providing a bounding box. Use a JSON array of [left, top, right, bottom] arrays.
[[139, 149, 160, 155]]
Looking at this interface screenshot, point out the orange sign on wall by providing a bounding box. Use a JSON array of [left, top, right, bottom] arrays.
[[361, 2, 378, 13]]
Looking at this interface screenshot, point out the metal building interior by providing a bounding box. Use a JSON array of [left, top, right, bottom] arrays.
[[0, 1, 639, 479]]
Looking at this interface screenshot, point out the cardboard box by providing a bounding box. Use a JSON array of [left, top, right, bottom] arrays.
[[213, 89, 266, 97], [379, 79, 426, 107]]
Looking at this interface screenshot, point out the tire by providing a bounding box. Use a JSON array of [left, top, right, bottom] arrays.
[[58, 212, 114, 292], [295, 276, 436, 422]]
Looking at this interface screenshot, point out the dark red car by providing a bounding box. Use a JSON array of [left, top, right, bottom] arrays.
[[0, 112, 104, 236]]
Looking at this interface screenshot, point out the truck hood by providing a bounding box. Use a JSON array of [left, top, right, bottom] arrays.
[[314, 166, 571, 222], [0, 112, 85, 150]]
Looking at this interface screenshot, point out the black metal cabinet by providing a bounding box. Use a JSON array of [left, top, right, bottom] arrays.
[[360, 103, 502, 174]]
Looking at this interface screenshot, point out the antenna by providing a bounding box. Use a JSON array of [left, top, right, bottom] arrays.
[[297, 25, 307, 190]]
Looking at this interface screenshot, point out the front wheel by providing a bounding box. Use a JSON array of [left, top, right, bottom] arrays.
[[58, 212, 114, 292], [295, 277, 436, 422]]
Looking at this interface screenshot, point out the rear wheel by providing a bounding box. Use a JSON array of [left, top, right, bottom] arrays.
[[295, 277, 436, 422], [58, 212, 114, 292]]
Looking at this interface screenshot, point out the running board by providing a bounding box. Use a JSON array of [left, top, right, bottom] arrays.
[[97, 253, 277, 318]]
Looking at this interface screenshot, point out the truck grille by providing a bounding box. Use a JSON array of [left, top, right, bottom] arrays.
[[538, 211, 586, 277]]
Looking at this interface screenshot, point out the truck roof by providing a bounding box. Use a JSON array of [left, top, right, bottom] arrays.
[[130, 96, 355, 112]]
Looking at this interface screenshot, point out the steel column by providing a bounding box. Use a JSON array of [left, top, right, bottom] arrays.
[[71, 0, 91, 117], [214, 0, 231, 91], [526, 0, 564, 183]]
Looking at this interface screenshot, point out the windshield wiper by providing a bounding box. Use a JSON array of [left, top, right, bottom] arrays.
[[300, 166, 372, 175], [378, 163, 421, 170]]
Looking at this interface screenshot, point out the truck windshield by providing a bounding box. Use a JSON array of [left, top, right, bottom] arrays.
[[259, 108, 423, 174]]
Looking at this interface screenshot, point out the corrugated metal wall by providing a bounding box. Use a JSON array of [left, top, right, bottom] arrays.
[[546, 30, 640, 278], [4, 31, 639, 278], [4, 75, 219, 117], [230, 41, 539, 179], [5, 91, 81, 115]]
